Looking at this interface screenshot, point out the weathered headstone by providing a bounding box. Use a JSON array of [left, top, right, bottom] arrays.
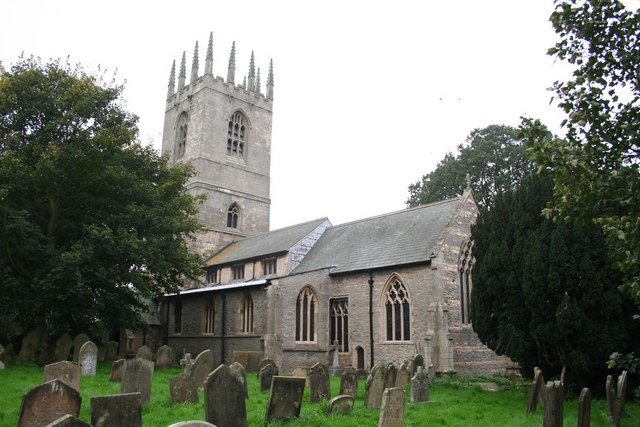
[[378, 387, 405, 427], [79, 341, 97, 376], [339, 366, 358, 398], [180, 352, 194, 375], [291, 368, 309, 387], [606, 374, 616, 418], [384, 363, 397, 390], [18, 380, 81, 427], [169, 373, 199, 404], [109, 359, 125, 382], [410, 366, 430, 403], [136, 344, 153, 361], [309, 362, 331, 402], [257, 357, 276, 377], [90, 392, 142, 427], [230, 361, 249, 399], [577, 388, 591, 427], [327, 394, 354, 415], [259, 363, 279, 392], [191, 349, 214, 389], [19, 329, 41, 361], [329, 340, 344, 376], [411, 353, 424, 374], [105, 340, 119, 361], [121, 357, 154, 404], [395, 362, 409, 390], [204, 364, 247, 427], [45, 414, 91, 426], [364, 363, 386, 409], [527, 367, 544, 414], [542, 380, 564, 427], [97, 345, 106, 362], [168, 422, 216, 427], [155, 344, 174, 370], [613, 370, 628, 427], [54, 333, 73, 362], [1, 342, 15, 364], [265, 376, 306, 423], [44, 361, 82, 392], [72, 333, 90, 362]]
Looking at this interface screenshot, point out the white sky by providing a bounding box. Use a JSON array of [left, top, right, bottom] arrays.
[[1, 0, 573, 230]]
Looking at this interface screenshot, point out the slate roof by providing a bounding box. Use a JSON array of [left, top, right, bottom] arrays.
[[203, 217, 329, 266], [291, 197, 463, 275]]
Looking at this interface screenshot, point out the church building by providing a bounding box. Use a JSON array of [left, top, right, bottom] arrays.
[[159, 34, 514, 376]]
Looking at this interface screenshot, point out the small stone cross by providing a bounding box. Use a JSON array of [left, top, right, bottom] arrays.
[[332, 340, 340, 367], [180, 352, 193, 376]]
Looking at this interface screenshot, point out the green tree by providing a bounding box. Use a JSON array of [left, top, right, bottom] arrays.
[[407, 124, 535, 210], [521, 0, 640, 303], [470, 175, 639, 389], [0, 57, 203, 339]]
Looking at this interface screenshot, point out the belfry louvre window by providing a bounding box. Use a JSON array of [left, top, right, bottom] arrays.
[[227, 111, 247, 159], [459, 238, 474, 324], [242, 294, 254, 333], [175, 112, 188, 160], [330, 298, 349, 352], [384, 277, 410, 341], [295, 287, 317, 342], [204, 297, 215, 334]]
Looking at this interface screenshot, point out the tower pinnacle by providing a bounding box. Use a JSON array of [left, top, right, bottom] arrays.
[[227, 42, 236, 84], [167, 60, 176, 99], [178, 51, 186, 91], [266, 59, 274, 100], [247, 51, 256, 92], [205, 32, 213, 75], [191, 41, 199, 85]]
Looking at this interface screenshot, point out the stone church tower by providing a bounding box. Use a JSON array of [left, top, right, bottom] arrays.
[[161, 33, 274, 257]]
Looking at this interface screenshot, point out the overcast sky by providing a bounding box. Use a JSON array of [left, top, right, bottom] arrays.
[[1, 1, 574, 230]]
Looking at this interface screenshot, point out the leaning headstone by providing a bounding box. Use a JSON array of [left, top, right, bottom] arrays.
[[410, 366, 430, 403], [309, 362, 331, 402], [291, 368, 309, 387], [44, 361, 81, 392], [257, 358, 276, 377], [395, 362, 409, 390], [79, 341, 98, 376], [191, 349, 214, 389], [204, 364, 247, 427], [168, 422, 216, 427], [169, 373, 199, 404], [364, 363, 386, 409], [265, 376, 306, 423], [121, 357, 154, 404], [105, 340, 119, 361], [527, 367, 544, 414], [260, 363, 279, 392], [411, 353, 424, 374], [72, 333, 90, 362], [19, 329, 41, 361], [384, 363, 397, 390], [613, 370, 628, 427], [378, 387, 405, 427], [327, 394, 354, 415], [230, 361, 249, 399], [136, 344, 153, 361], [155, 345, 174, 370], [18, 380, 81, 427], [90, 392, 142, 427], [543, 380, 564, 427], [45, 414, 91, 426], [340, 366, 358, 397], [109, 359, 125, 382], [577, 388, 591, 427], [54, 333, 73, 362]]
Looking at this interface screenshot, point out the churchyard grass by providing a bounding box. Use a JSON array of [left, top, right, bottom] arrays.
[[1, 361, 638, 426]]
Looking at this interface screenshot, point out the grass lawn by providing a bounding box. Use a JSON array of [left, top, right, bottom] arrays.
[[0, 360, 638, 426]]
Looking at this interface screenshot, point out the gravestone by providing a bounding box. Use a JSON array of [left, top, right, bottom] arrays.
[[155, 345, 174, 370], [54, 333, 73, 362], [136, 344, 153, 361], [2, 342, 16, 364], [291, 368, 309, 387], [527, 367, 544, 414], [121, 357, 154, 404], [109, 359, 125, 382], [378, 387, 405, 427], [410, 366, 430, 403], [204, 364, 247, 427], [257, 357, 276, 377], [168, 422, 216, 427], [90, 392, 142, 427], [329, 340, 344, 376], [606, 374, 616, 418], [309, 362, 331, 402], [79, 341, 98, 376], [46, 414, 91, 426], [542, 380, 564, 427], [191, 349, 214, 389], [105, 340, 119, 361], [265, 376, 306, 423], [395, 362, 409, 390], [327, 395, 354, 415], [577, 388, 591, 427], [180, 352, 194, 375], [230, 361, 249, 399], [19, 329, 41, 361], [232, 350, 261, 373], [44, 361, 82, 392], [18, 380, 81, 427], [384, 363, 397, 390], [340, 366, 358, 397], [169, 373, 199, 404], [72, 333, 90, 362], [613, 370, 628, 427], [364, 363, 386, 409], [97, 345, 106, 362], [411, 353, 424, 374], [259, 363, 279, 392]]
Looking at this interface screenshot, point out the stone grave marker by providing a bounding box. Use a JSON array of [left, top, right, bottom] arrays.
[[169, 373, 199, 404], [18, 380, 81, 427], [232, 350, 261, 373], [378, 387, 405, 427], [2, 342, 15, 364], [327, 394, 354, 415], [180, 352, 194, 375], [411, 353, 424, 374], [340, 366, 358, 397], [72, 333, 90, 362], [54, 333, 73, 362], [259, 362, 279, 392], [155, 344, 174, 370], [291, 368, 309, 387], [44, 361, 81, 392], [364, 363, 386, 409], [527, 367, 544, 414], [384, 363, 397, 390], [577, 388, 591, 427], [257, 357, 276, 377], [109, 359, 125, 382], [19, 329, 41, 361], [204, 364, 247, 427], [309, 362, 331, 402], [168, 422, 216, 427], [191, 349, 214, 389], [79, 341, 97, 376], [97, 345, 106, 362], [105, 340, 119, 361], [230, 361, 249, 399], [136, 344, 153, 361], [613, 370, 628, 427], [410, 366, 430, 403], [121, 357, 154, 404], [395, 362, 409, 390], [606, 374, 616, 418], [46, 413, 91, 426], [542, 380, 564, 427], [90, 392, 142, 427], [265, 376, 306, 423], [328, 340, 344, 376]]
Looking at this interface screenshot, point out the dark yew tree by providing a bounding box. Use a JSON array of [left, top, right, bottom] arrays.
[[470, 175, 639, 389]]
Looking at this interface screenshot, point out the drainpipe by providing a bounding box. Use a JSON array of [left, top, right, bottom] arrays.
[[368, 273, 375, 369], [221, 293, 226, 364]]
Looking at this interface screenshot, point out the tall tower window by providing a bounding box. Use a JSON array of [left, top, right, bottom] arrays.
[[175, 112, 188, 160], [384, 276, 410, 341], [227, 203, 240, 228], [295, 286, 317, 343], [459, 238, 474, 324], [227, 111, 247, 159]]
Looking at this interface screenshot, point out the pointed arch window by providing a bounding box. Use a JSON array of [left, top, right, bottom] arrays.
[[384, 277, 410, 341], [175, 112, 188, 160], [295, 287, 317, 343], [330, 298, 349, 352], [227, 203, 240, 229], [459, 238, 474, 324], [227, 111, 247, 160], [242, 294, 254, 333]]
